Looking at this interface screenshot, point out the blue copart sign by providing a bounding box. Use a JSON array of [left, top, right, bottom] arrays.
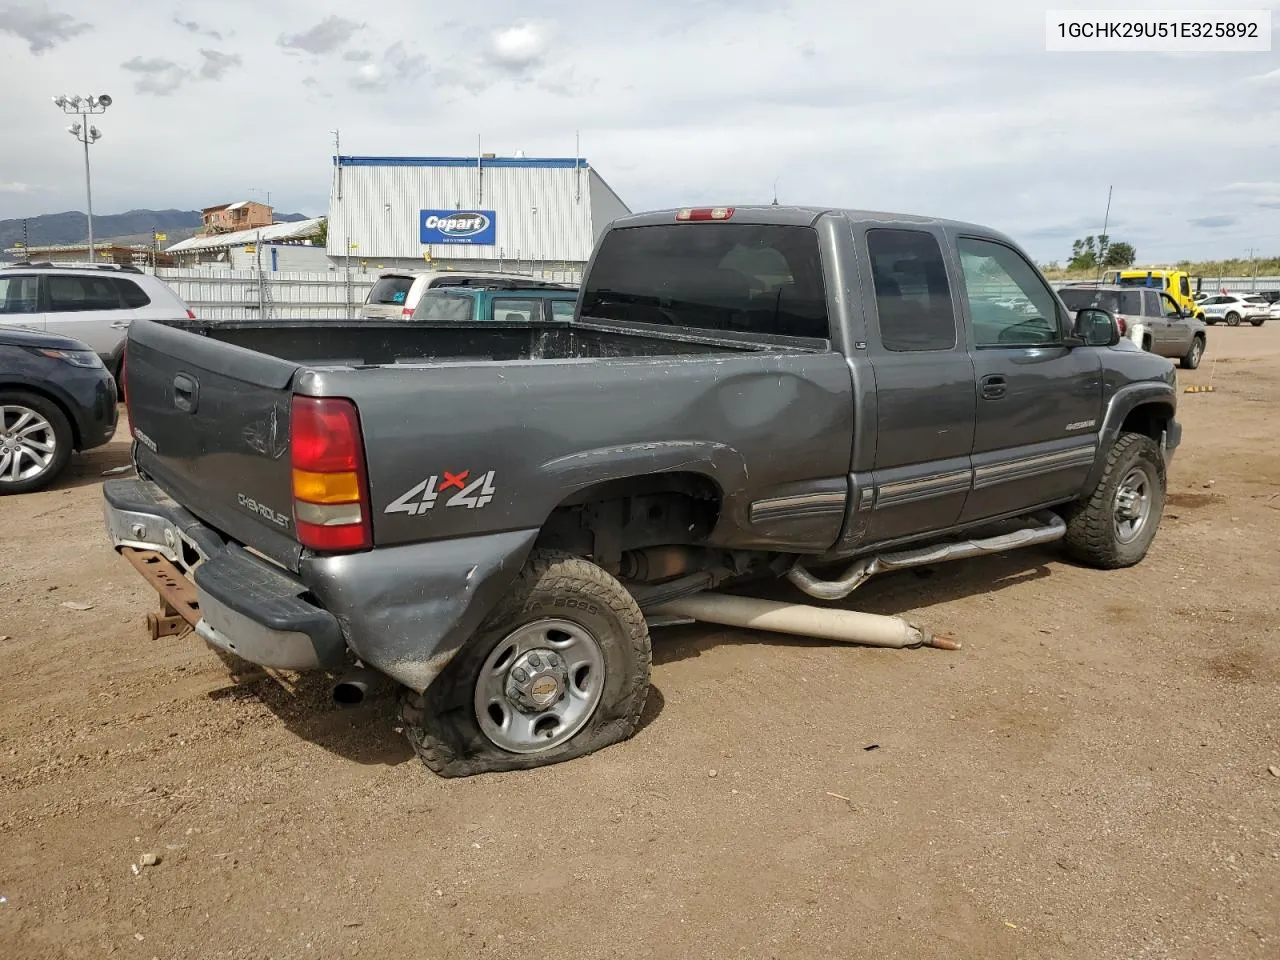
[[420, 209, 497, 245]]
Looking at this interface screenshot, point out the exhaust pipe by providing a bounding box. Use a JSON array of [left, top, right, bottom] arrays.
[[332, 668, 376, 707], [651, 592, 959, 650]]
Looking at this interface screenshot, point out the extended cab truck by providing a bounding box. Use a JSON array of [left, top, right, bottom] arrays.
[[104, 206, 1182, 777]]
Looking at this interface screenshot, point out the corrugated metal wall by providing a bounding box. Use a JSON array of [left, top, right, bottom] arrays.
[[327, 161, 624, 264], [151, 265, 581, 322]]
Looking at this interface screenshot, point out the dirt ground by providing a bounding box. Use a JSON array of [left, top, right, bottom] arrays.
[[2, 328, 1278, 960]]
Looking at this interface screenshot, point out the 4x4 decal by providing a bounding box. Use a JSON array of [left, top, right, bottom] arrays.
[[384, 470, 497, 516]]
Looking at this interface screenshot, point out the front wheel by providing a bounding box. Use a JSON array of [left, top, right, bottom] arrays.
[[1225, 312, 1241, 326], [1180, 335, 1204, 370], [401, 550, 652, 777], [1062, 432, 1166, 569]]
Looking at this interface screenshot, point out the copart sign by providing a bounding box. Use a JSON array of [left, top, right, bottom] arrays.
[[420, 209, 497, 245]]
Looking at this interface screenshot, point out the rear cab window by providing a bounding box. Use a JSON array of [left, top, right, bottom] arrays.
[[579, 222, 830, 339], [866, 229, 957, 351], [368, 276, 414, 305], [550, 299, 575, 320]]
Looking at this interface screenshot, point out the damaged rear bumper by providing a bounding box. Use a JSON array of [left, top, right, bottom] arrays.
[[103, 478, 538, 691]]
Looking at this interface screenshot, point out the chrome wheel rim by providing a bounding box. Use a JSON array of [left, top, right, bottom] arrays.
[[1190, 340, 1202, 365], [474, 618, 606, 754], [0, 405, 56, 484], [1113, 466, 1152, 544]]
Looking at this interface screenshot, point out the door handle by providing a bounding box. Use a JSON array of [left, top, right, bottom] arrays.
[[172, 373, 199, 413], [980, 374, 1007, 400]]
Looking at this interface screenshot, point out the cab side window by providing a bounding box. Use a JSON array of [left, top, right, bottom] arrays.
[[956, 237, 1061, 347], [866, 229, 957, 352], [1159, 294, 1181, 318]]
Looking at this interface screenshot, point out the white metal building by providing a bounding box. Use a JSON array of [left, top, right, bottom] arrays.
[[326, 155, 631, 276]]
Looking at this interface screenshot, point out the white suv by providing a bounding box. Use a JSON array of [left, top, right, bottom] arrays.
[[361, 269, 572, 319], [1198, 294, 1269, 327], [0, 262, 194, 378]]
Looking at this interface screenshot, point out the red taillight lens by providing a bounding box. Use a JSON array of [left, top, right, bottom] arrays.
[[292, 397, 362, 473], [401, 306, 413, 319], [186, 309, 196, 320], [675, 207, 735, 222], [1115, 315, 1127, 335], [290, 397, 371, 552]]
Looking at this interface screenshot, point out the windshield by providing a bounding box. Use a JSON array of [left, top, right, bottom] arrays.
[[579, 223, 829, 339], [1058, 289, 1142, 315], [1113, 275, 1166, 290], [412, 293, 475, 321], [368, 277, 414, 305]]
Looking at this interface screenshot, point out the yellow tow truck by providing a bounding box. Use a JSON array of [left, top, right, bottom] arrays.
[[1101, 269, 1204, 320]]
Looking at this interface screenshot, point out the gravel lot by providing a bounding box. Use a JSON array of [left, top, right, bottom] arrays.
[[1, 327, 1278, 960]]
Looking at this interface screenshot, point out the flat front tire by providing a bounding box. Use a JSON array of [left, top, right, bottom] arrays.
[[1062, 432, 1166, 569], [401, 550, 652, 777]]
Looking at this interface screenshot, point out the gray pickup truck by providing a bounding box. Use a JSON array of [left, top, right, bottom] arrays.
[[104, 205, 1182, 777]]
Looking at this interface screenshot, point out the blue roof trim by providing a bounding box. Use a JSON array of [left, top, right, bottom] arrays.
[[334, 155, 588, 169]]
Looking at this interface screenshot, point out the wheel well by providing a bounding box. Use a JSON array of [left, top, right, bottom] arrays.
[[1120, 402, 1173, 445], [0, 382, 81, 449], [535, 471, 724, 573]]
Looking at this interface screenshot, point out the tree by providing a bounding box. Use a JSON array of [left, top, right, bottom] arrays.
[[1103, 241, 1136, 267], [313, 218, 328, 248], [1068, 235, 1098, 271]]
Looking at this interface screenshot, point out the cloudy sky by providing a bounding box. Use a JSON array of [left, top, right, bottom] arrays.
[[0, 0, 1277, 262]]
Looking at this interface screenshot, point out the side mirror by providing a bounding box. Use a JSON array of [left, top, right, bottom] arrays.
[[1073, 307, 1121, 347]]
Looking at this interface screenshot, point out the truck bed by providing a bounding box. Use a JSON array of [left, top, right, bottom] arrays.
[[161, 317, 782, 367]]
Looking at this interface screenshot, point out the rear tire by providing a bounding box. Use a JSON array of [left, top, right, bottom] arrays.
[[1250, 319, 1266, 327], [1062, 432, 1166, 570], [0, 391, 73, 495], [1179, 335, 1204, 370], [400, 550, 652, 777]]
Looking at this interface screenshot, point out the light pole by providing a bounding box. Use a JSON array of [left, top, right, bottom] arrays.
[[52, 93, 112, 262]]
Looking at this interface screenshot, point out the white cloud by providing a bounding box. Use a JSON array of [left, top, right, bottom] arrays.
[[491, 21, 550, 70], [0, 181, 33, 193]]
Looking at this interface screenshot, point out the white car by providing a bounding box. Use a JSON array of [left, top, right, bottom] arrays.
[[0, 261, 194, 379], [1198, 294, 1269, 327]]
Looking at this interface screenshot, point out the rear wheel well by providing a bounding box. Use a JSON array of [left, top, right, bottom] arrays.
[[0, 382, 81, 449], [1119, 401, 1173, 445], [535, 472, 724, 574]]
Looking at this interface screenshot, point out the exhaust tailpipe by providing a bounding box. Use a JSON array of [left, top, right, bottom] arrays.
[[332, 669, 375, 707]]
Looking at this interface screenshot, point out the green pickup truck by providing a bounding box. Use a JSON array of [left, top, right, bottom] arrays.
[[411, 286, 578, 323]]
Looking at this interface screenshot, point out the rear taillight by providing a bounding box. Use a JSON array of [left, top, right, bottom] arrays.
[[290, 396, 372, 552], [1115, 315, 1128, 335], [401, 306, 413, 319], [186, 309, 196, 320], [676, 207, 734, 221]]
